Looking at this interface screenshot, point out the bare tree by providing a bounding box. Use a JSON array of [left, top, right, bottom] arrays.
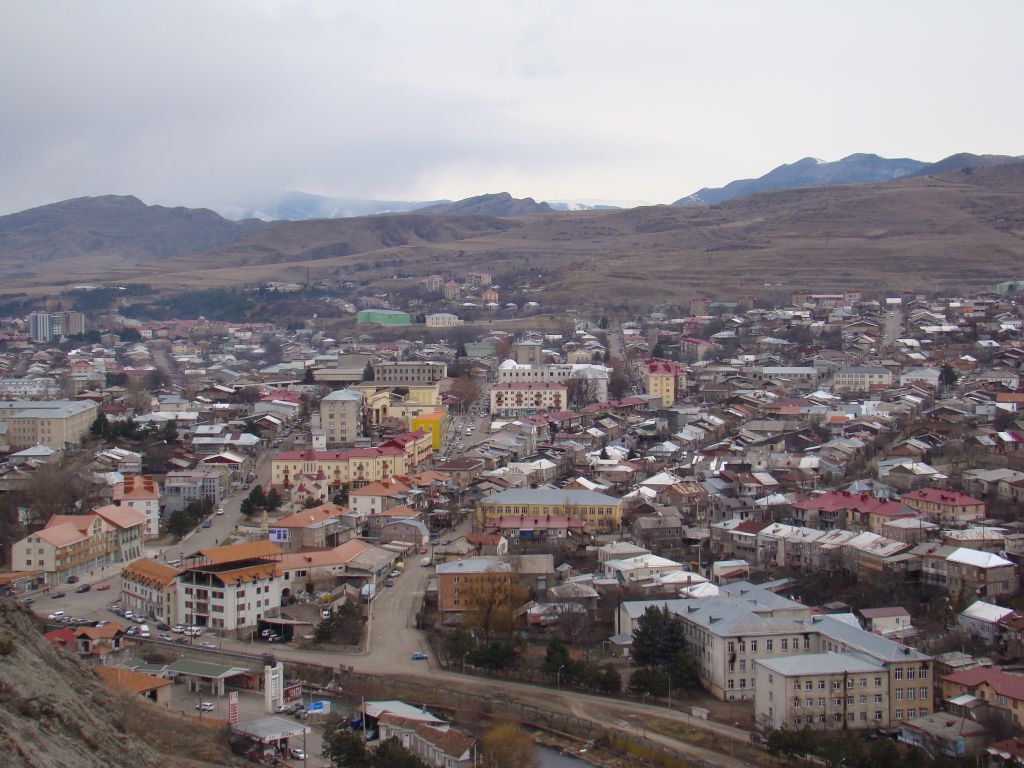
[[449, 375, 482, 413], [23, 457, 95, 524], [566, 376, 599, 409]]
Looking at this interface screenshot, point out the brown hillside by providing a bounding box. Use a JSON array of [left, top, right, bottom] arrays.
[[4, 165, 1024, 303], [0, 600, 242, 768]]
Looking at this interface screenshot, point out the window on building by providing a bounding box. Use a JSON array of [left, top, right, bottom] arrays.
[[874, 677, 882, 687], [804, 681, 813, 691], [907, 668, 916, 680], [895, 689, 904, 700], [895, 668, 904, 680], [874, 694, 883, 703], [793, 698, 801, 709], [750, 640, 758, 652], [818, 680, 826, 690], [766, 640, 773, 651], [920, 687, 928, 699], [782, 639, 789, 651]]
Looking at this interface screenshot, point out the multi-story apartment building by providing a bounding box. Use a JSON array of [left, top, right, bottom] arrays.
[[436, 556, 512, 613], [476, 488, 623, 533], [27, 311, 85, 342], [673, 592, 933, 714], [271, 447, 409, 491], [320, 388, 365, 447], [0, 399, 98, 449], [12, 506, 147, 585], [91, 505, 147, 563], [372, 361, 448, 384], [112, 475, 162, 538], [120, 558, 182, 625], [489, 382, 567, 417], [901, 488, 985, 526], [643, 359, 684, 407], [497, 361, 610, 403], [833, 366, 894, 392], [176, 541, 283, 635], [466, 271, 492, 287], [0, 377, 61, 398], [945, 547, 1018, 601], [755, 652, 891, 730]]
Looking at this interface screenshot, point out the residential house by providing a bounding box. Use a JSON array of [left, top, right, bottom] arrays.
[[901, 488, 985, 527], [112, 475, 161, 538]]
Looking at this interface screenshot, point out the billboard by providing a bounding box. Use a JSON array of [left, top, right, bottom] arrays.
[[269, 528, 290, 543], [228, 691, 239, 724]]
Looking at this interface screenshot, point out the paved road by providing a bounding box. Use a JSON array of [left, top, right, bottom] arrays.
[[881, 308, 903, 349], [30, 446, 275, 623]]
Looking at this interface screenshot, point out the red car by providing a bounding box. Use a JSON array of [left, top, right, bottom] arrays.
[[96, 583, 111, 591]]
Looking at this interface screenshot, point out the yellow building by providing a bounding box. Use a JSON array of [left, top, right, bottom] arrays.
[[642, 360, 684, 407], [0, 399, 98, 450], [410, 410, 448, 451], [476, 488, 623, 534], [353, 382, 442, 426]]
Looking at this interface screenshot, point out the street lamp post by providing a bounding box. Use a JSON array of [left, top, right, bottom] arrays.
[[557, 664, 565, 691], [463, 650, 471, 675]]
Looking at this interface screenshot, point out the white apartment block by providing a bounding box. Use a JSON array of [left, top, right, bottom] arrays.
[[176, 541, 283, 634], [320, 388, 364, 447], [425, 313, 463, 328], [497, 360, 610, 403]]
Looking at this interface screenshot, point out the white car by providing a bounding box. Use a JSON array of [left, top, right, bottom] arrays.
[[172, 625, 186, 633], [47, 611, 66, 620], [196, 702, 215, 712], [184, 626, 203, 637], [216, 506, 224, 515]]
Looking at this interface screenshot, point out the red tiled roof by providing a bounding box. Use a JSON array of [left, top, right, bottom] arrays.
[[902, 488, 984, 506], [943, 667, 1024, 701]]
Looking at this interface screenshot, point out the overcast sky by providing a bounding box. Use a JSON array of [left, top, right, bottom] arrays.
[[1, 1, 1022, 215]]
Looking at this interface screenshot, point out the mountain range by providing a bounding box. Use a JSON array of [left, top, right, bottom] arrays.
[[673, 152, 1024, 206], [2, 162, 1023, 306], [218, 190, 615, 221]]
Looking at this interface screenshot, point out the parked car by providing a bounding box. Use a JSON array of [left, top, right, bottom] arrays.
[[156, 623, 171, 631], [96, 582, 110, 591], [201, 518, 212, 528], [21, 597, 34, 606], [385, 578, 394, 587], [65, 576, 79, 584], [290, 748, 306, 759], [75, 584, 91, 593], [50, 591, 66, 599], [216, 506, 224, 515], [172, 625, 186, 633], [158, 633, 173, 641], [199, 641, 217, 649], [47, 611, 65, 620], [389, 569, 401, 578], [411, 651, 428, 661], [196, 702, 215, 712]]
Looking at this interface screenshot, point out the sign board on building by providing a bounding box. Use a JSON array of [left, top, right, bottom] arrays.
[[264, 662, 284, 713], [306, 700, 331, 714], [269, 528, 289, 543]]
